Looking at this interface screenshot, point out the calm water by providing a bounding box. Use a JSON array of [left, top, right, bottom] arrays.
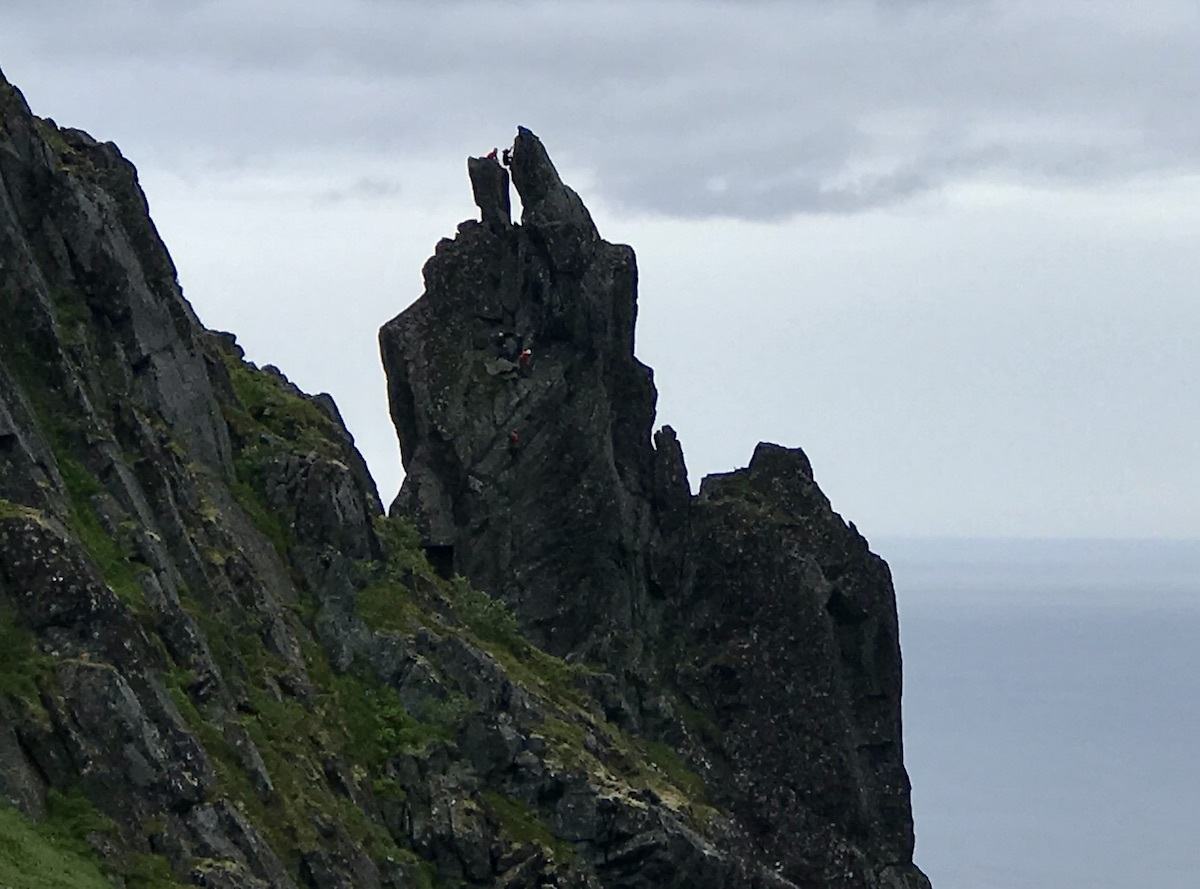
[[881, 538, 1200, 889]]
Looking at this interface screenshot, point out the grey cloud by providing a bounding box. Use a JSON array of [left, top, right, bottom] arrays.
[[312, 176, 402, 205], [1, 0, 1196, 219]]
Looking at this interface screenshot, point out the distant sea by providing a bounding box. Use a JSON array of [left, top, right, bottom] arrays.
[[879, 538, 1200, 889]]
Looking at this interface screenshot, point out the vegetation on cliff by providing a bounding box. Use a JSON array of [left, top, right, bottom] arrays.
[[0, 67, 927, 889]]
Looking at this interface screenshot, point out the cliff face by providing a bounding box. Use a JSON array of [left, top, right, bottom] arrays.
[[382, 131, 928, 889], [0, 66, 928, 889]]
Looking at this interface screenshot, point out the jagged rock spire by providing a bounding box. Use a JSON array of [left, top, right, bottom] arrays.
[[467, 154, 510, 229], [381, 130, 931, 888], [382, 128, 656, 661], [509, 127, 600, 273]]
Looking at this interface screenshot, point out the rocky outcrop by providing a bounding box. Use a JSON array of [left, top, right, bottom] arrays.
[[1, 65, 691, 889], [382, 128, 658, 665], [673, 445, 919, 886], [382, 130, 930, 888], [1, 61, 927, 889]]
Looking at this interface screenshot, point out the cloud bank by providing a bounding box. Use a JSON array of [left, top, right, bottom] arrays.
[[4, 0, 1196, 219]]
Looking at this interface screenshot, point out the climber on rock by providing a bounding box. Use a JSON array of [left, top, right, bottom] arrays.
[[508, 429, 520, 450], [486, 148, 498, 161], [501, 148, 512, 167], [518, 348, 533, 373], [494, 330, 517, 359]]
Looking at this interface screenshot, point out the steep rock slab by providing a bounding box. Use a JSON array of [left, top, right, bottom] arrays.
[[0, 72, 231, 476]]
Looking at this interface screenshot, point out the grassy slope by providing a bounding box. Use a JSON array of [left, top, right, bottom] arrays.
[[0, 805, 112, 889], [215, 349, 714, 856], [0, 331, 711, 886]]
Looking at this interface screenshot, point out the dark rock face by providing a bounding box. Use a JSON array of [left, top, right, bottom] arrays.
[[382, 128, 659, 663], [382, 130, 930, 888], [1, 61, 928, 889], [676, 444, 919, 886]]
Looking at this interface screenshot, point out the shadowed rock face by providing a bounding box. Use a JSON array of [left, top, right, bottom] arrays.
[[381, 129, 930, 889], [678, 444, 919, 884]]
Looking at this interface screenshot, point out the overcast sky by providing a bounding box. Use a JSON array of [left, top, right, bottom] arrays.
[[2, 0, 1197, 538]]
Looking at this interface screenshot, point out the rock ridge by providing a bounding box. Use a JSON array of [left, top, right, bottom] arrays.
[[0, 63, 929, 889]]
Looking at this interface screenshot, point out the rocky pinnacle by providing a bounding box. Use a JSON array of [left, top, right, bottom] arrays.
[[381, 128, 932, 888]]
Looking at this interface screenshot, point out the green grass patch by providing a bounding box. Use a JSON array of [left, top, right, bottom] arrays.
[[355, 581, 424, 635], [372, 515, 438, 581], [167, 634, 455, 876], [0, 803, 113, 889], [363, 520, 607, 754], [443, 577, 594, 710], [56, 456, 147, 608], [176, 596, 274, 687], [222, 358, 340, 459], [217, 352, 353, 561], [45, 790, 188, 889], [164, 669, 267, 824], [449, 578, 521, 647], [49, 287, 91, 350], [675, 698, 724, 749], [536, 717, 591, 771], [354, 516, 443, 635], [230, 479, 292, 556], [0, 790, 188, 889], [330, 671, 469, 764], [168, 665, 324, 866], [32, 119, 75, 162], [480, 641, 591, 710], [0, 606, 51, 708], [537, 712, 710, 815], [638, 740, 707, 802], [480, 792, 574, 862]]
